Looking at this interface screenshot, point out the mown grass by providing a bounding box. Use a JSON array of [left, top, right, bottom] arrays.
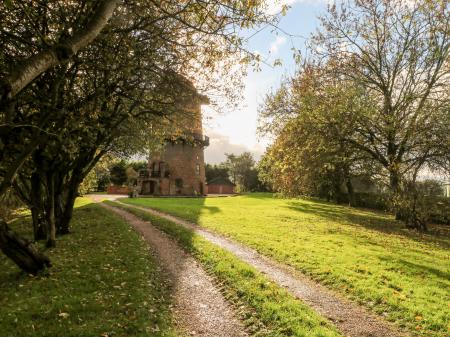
[[0, 198, 175, 337], [107, 200, 342, 337], [122, 193, 450, 337]]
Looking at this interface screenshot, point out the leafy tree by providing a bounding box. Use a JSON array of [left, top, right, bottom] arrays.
[[0, 0, 274, 272], [126, 167, 138, 186], [110, 161, 128, 186], [310, 0, 450, 229], [225, 152, 263, 192], [259, 67, 374, 203], [260, 0, 450, 230], [78, 169, 98, 196], [129, 161, 148, 173], [416, 180, 445, 197], [205, 163, 230, 183]]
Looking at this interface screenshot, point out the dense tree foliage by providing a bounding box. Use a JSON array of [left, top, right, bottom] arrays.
[[259, 0, 449, 230], [205, 163, 230, 183], [0, 0, 274, 272], [259, 67, 376, 203], [109, 161, 128, 186], [225, 152, 266, 192], [206, 153, 267, 192]]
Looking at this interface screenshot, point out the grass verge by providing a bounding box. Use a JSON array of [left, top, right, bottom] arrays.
[[0, 198, 175, 337], [121, 194, 450, 337], [107, 200, 342, 337]]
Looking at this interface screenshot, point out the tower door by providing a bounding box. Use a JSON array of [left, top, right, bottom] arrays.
[[142, 181, 150, 194], [150, 181, 156, 194]]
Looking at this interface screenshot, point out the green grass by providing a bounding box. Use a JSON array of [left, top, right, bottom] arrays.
[[0, 198, 176, 337], [107, 200, 342, 337], [121, 193, 450, 337]]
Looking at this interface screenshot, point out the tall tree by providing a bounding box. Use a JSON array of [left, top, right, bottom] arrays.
[[260, 0, 449, 229], [311, 0, 449, 196], [258, 67, 373, 202], [225, 152, 260, 192], [205, 163, 230, 183], [1, 0, 274, 272]]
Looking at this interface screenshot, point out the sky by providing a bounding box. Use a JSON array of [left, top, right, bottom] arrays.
[[203, 0, 330, 164]]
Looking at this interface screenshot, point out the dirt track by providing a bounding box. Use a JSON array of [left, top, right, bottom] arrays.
[[119, 201, 409, 337], [100, 203, 247, 337]]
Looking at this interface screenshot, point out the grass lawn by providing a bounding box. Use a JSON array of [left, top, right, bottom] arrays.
[[108, 200, 341, 337], [0, 198, 175, 337], [122, 193, 450, 337]]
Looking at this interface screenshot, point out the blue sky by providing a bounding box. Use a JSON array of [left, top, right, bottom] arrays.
[[204, 0, 330, 164]]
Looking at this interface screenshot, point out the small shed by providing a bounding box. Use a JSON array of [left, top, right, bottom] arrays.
[[106, 185, 131, 195], [206, 177, 235, 194]]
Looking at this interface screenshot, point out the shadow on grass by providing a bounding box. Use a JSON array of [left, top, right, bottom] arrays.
[[0, 202, 176, 337], [377, 255, 450, 281], [202, 205, 220, 215], [239, 192, 277, 200], [285, 199, 450, 248], [119, 195, 217, 223], [104, 196, 205, 301]]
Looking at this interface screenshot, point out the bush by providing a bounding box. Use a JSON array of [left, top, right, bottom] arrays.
[[424, 196, 450, 225], [353, 193, 389, 210], [339, 192, 388, 211], [340, 193, 449, 225]]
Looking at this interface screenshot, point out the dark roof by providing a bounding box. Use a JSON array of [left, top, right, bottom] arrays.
[[206, 177, 235, 186]]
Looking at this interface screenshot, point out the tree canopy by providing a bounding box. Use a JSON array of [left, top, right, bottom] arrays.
[[258, 0, 450, 229], [0, 0, 275, 272]]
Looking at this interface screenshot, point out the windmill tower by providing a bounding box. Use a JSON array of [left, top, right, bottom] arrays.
[[137, 79, 209, 196]]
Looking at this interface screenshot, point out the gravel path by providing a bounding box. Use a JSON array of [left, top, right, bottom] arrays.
[[99, 203, 247, 337], [120, 201, 409, 337]]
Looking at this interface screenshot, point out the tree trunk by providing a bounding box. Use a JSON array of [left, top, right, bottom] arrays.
[[346, 177, 355, 207], [389, 170, 401, 194], [30, 171, 46, 241], [54, 173, 64, 227], [45, 173, 56, 247], [0, 220, 51, 274], [389, 169, 403, 220], [55, 176, 79, 235], [31, 207, 46, 241], [57, 186, 77, 235]]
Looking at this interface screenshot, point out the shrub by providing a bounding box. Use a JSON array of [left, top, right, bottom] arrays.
[[340, 193, 449, 225]]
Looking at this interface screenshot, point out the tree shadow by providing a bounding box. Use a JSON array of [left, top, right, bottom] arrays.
[[239, 192, 276, 200], [202, 205, 220, 215], [376, 256, 450, 282], [284, 199, 450, 249], [119, 195, 216, 224]]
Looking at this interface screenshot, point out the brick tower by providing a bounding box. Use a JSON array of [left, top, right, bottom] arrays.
[[137, 81, 209, 196]]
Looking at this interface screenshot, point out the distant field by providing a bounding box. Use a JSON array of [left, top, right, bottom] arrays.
[[122, 193, 450, 337], [0, 198, 175, 337]]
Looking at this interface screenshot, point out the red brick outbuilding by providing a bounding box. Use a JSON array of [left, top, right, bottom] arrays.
[[206, 177, 235, 194]]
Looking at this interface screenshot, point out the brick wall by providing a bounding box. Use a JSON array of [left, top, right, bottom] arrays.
[[161, 142, 206, 195], [207, 184, 235, 194], [107, 185, 130, 195]]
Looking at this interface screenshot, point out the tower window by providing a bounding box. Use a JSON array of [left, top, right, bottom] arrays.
[[196, 164, 200, 175], [175, 178, 183, 188]]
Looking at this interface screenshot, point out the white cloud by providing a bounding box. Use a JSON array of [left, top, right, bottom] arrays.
[[264, 0, 331, 15], [204, 130, 265, 164], [269, 36, 287, 54], [264, 0, 299, 15]]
